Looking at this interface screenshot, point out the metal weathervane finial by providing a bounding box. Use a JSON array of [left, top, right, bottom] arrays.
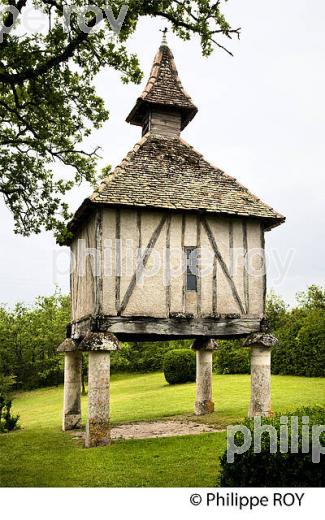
[[160, 27, 168, 45]]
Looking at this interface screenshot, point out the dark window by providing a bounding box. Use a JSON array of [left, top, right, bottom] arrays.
[[142, 115, 151, 136], [185, 247, 198, 292]]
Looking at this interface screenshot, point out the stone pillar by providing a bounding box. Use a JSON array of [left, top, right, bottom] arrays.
[[79, 332, 120, 448], [86, 351, 110, 448], [192, 339, 217, 415], [244, 333, 278, 417], [57, 338, 82, 431]]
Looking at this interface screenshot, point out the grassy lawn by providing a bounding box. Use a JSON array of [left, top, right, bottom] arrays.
[[1, 372, 325, 487]]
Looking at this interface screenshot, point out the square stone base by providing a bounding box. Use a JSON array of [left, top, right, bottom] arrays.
[[85, 420, 111, 448], [63, 413, 82, 431], [194, 400, 215, 416]]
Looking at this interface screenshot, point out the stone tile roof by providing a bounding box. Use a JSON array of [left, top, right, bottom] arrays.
[[126, 43, 198, 130], [74, 133, 284, 230]]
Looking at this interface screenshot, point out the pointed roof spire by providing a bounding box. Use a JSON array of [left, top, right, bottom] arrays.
[[126, 38, 198, 131]]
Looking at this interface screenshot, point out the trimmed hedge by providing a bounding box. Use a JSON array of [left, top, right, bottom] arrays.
[[218, 406, 325, 486], [163, 349, 196, 385], [110, 340, 191, 373], [272, 309, 325, 377]]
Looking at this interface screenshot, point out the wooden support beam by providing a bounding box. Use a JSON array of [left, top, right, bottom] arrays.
[[260, 223, 267, 313], [95, 208, 103, 315], [181, 213, 186, 313], [242, 221, 249, 314], [71, 315, 262, 341], [165, 214, 171, 316], [196, 215, 202, 317], [115, 208, 121, 313], [202, 217, 245, 315]]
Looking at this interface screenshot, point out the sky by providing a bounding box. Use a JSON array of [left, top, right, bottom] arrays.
[[0, 0, 324, 307]]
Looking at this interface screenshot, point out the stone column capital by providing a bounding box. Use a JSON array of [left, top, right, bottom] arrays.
[[243, 332, 278, 349], [78, 331, 120, 352], [191, 338, 218, 351], [57, 338, 79, 353]]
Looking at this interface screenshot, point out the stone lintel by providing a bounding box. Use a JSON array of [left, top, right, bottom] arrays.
[[191, 338, 218, 351], [78, 331, 120, 352], [243, 332, 278, 349], [57, 338, 79, 353]]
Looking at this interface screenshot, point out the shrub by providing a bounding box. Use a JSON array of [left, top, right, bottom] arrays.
[[163, 349, 196, 385], [110, 340, 191, 374], [214, 340, 250, 374], [0, 375, 20, 433], [0, 399, 20, 433], [218, 406, 325, 487]]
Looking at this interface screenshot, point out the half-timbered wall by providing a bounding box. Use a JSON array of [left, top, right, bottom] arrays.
[[70, 212, 97, 321], [70, 208, 266, 322]]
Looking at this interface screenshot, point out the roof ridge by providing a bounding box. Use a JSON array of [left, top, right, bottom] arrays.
[[164, 45, 195, 105], [139, 47, 162, 100]]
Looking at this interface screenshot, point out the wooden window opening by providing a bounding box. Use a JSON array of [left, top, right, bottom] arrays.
[[185, 246, 198, 292]]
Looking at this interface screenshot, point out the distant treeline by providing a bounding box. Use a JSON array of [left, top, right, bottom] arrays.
[[0, 291, 190, 390], [0, 292, 69, 390], [0, 285, 324, 390]]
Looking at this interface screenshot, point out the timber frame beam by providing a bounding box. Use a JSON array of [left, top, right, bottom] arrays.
[[70, 314, 263, 342]]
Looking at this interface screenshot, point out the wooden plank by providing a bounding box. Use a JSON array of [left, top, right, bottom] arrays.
[[95, 208, 103, 315], [150, 111, 181, 137], [70, 313, 94, 339], [196, 215, 201, 317], [137, 209, 142, 287], [229, 220, 234, 277], [137, 209, 142, 251], [70, 239, 78, 321], [243, 221, 249, 314], [260, 223, 267, 313], [85, 220, 96, 316], [181, 213, 186, 313], [212, 256, 218, 314], [71, 315, 261, 340], [165, 214, 171, 316], [115, 208, 121, 312], [117, 214, 168, 315], [202, 217, 245, 315]]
